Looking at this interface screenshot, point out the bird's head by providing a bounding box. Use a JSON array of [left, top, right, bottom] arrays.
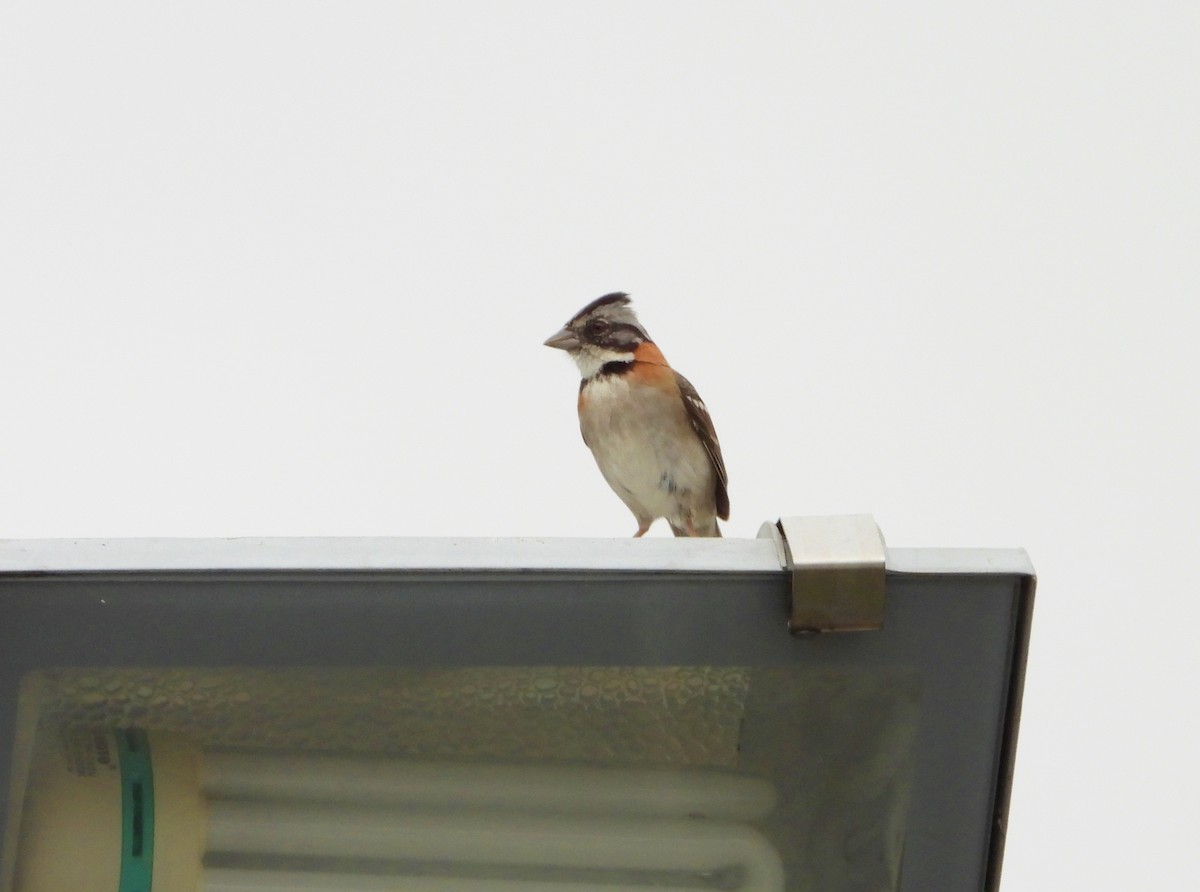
[[544, 292, 652, 378]]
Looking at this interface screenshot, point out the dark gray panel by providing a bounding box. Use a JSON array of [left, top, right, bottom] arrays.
[[0, 565, 1027, 891]]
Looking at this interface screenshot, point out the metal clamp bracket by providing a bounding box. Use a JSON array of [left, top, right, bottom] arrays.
[[759, 514, 888, 634]]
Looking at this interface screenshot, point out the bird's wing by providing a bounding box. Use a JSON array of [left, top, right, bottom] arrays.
[[674, 371, 729, 520]]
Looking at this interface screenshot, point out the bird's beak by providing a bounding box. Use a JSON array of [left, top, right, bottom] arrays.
[[543, 327, 580, 351]]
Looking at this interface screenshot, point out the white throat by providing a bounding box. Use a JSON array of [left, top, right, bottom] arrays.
[[572, 344, 635, 379]]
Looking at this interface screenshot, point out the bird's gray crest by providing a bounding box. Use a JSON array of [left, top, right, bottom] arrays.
[[570, 292, 631, 323], [567, 292, 650, 342]]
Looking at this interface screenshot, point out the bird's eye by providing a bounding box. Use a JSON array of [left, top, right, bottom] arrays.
[[589, 319, 610, 335]]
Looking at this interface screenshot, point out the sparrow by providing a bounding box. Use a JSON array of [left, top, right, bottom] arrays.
[[544, 292, 729, 537]]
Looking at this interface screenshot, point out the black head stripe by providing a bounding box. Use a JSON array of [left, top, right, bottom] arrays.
[[570, 292, 631, 323], [604, 321, 648, 347]]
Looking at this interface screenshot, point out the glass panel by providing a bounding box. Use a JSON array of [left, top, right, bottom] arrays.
[[6, 666, 921, 892]]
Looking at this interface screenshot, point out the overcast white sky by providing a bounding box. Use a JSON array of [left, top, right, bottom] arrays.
[[2, 2, 1197, 887]]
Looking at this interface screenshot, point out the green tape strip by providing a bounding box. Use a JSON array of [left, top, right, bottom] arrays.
[[117, 728, 154, 892]]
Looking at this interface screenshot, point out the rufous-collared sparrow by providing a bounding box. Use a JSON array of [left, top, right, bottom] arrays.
[[544, 292, 729, 537]]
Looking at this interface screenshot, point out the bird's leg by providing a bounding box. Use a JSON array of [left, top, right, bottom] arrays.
[[633, 521, 651, 538], [685, 519, 698, 536]]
